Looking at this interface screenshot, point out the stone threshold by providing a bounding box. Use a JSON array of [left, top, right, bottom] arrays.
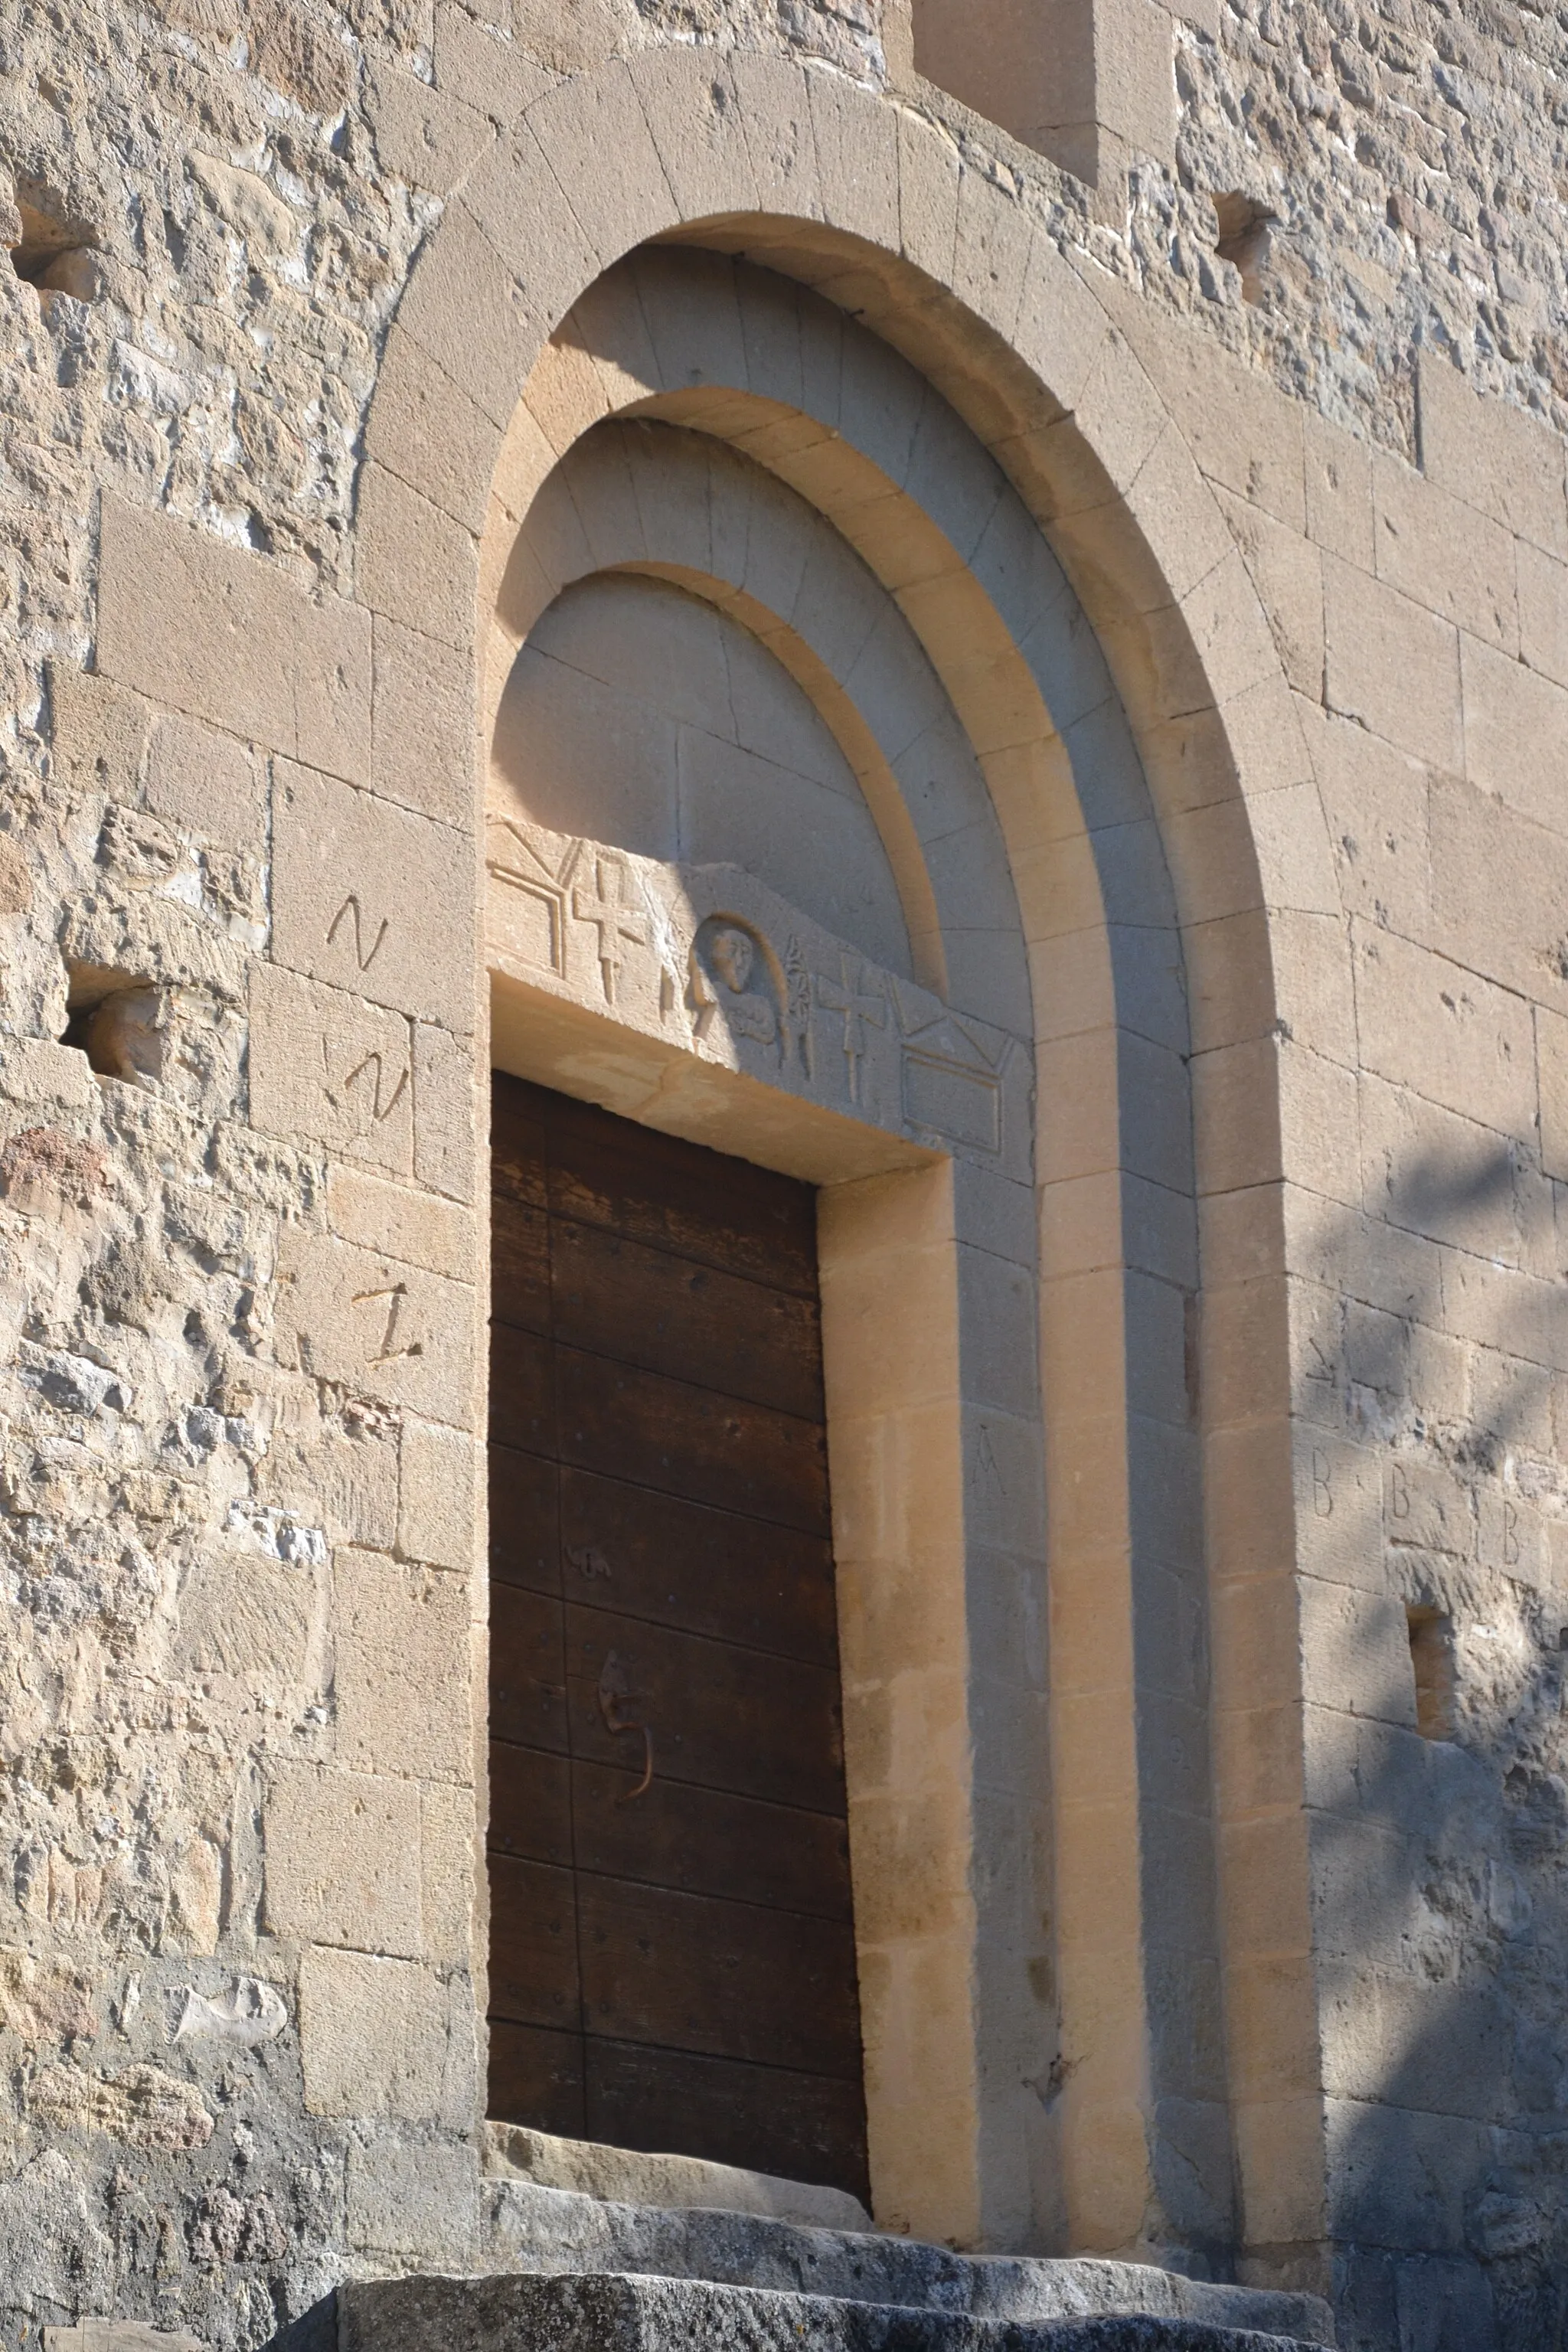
[[479, 2124, 874, 2234]]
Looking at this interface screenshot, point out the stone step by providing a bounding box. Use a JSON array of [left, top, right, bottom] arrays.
[[336, 2271, 1323, 2352], [479, 2182, 1332, 2348]]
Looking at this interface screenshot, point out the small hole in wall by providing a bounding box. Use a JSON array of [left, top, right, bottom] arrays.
[[61, 964, 165, 1085], [1213, 191, 1276, 305], [8, 178, 103, 302], [1407, 1605, 1457, 1741]]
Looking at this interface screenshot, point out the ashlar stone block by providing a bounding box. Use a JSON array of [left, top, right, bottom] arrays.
[[249, 963, 414, 1177], [334, 1550, 472, 1783], [96, 495, 371, 784], [298, 1947, 452, 2118], [143, 713, 263, 851], [273, 1228, 475, 1424], [400, 1419, 477, 1573], [326, 1165, 475, 1282], [264, 1762, 422, 1955], [1323, 554, 1461, 773], [1418, 353, 1568, 560], [271, 762, 475, 1035]]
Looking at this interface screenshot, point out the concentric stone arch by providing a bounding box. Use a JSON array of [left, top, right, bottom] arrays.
[[359, 43, 1334, 2282]]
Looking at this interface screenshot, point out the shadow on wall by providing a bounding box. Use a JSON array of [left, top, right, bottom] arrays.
[[1298, 1134, 1568, 2352]]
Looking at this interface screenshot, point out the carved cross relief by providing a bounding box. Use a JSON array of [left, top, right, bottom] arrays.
[[485, 814, 1025, 1170]]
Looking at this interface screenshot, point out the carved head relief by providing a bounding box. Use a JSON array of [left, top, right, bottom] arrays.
[[689, 916, 781, 1059]]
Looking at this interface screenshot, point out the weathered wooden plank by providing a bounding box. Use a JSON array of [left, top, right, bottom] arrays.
[[544, 1086, 818, 1298], [491, 1076, 550, 1209], [489, 2018, 586, 2139], [570, 1761, 853, 1919], [492, 1194, 551, 1334], [487, 1853, 582, 2029], [557, 1347, 829, 1536], [490, 1740, 573, 1869], [488, 1320, 556, 1456], [490, 1583, 569, 1755], [577, 1874, 862, 2078], [586, 2037, 868, 2203], [551, 1217, 823, 1419], [489, 1446, 560, 1595], [559, 1467, 838, 1664], [564, 1604, 846, 1816]]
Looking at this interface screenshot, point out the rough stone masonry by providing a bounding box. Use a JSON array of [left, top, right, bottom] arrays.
[[5, 1, 1568, 2350]]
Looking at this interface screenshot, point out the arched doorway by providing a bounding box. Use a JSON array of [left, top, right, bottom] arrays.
[[359, 44, 1322, 2280]]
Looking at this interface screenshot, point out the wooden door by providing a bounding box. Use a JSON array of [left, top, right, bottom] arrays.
[[487, 1073, 869, 2200]]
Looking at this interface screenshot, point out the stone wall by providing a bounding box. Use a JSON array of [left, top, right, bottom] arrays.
[[2, 3, 1568, 2351]]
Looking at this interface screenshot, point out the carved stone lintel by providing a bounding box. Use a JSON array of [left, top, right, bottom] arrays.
[[486, 811, 1029, 1174]]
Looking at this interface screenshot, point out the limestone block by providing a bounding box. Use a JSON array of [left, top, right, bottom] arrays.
[[1538, 1004, 1568, 1183], [298, 1947, 451, 2117], [1191, 1035, 1286, 1197], [806, 67, 900, 256], [45, 2328, 203, 2352], [327, 1165, 475, 1281], [271, 762, 475, 1034], [1438, 1245, 1566, 1372], [1475, 1480, 1548, 1589], [528, 63, 678, 271], [373, 615, 475, 832], [1517, 538, 1568, 691], [1033, 1029, 1117, 1186], [60, 878, 249, 1010], [400, 1418, 476, 1572], [250, 962, 414, 1174], [421, 1780, 476, 1967], [1298, 1579, 1416, 1727], [413, 1020, 478, 1204], [264, 1762, 422, 1955], [26, 2063, 214, 2151], [510, 0, 619, 70], [1322, 2094, 1479, 2252], [357, 463, 479, 655], [96, 494, 371, 783], [335, 1550, 471, 1782], [3, 1037, 101, 1112], [1304, 410, 1374, 572], [47, 662, 151, 799], [1100, 288, 1306, 533], [463, 133, 599, 340], [1323, 554, 1461, 772], [1460, 629, 1568, 836], [397, 202, 544, 433], [1418, 354, 1568, 560], [1297, 700, 1430, 936], [1372, 452, 1518, 654], [142, 712, 263, 851], [1380, 1452, 1472, 1557], [433, 5, 554, 122], [364, 335, 501, 537], [895, 106, 960, 289], [367, 60, 492, 194], [629, 50, 757, 230], [1214, 488, 1323, 696], [1352, 923, 1535, 1138], [253, 1390, 400, 1551], [175, 1537, 325, 1702], [273, 1227, 475, 1423], [1230, 2093, 1328, 2250], [348, 2132, 479, 2256]]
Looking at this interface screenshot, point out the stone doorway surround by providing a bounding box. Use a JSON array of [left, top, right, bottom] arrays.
[[82, 39, 1337, 2304], [426, 164, 1318, 2272]]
